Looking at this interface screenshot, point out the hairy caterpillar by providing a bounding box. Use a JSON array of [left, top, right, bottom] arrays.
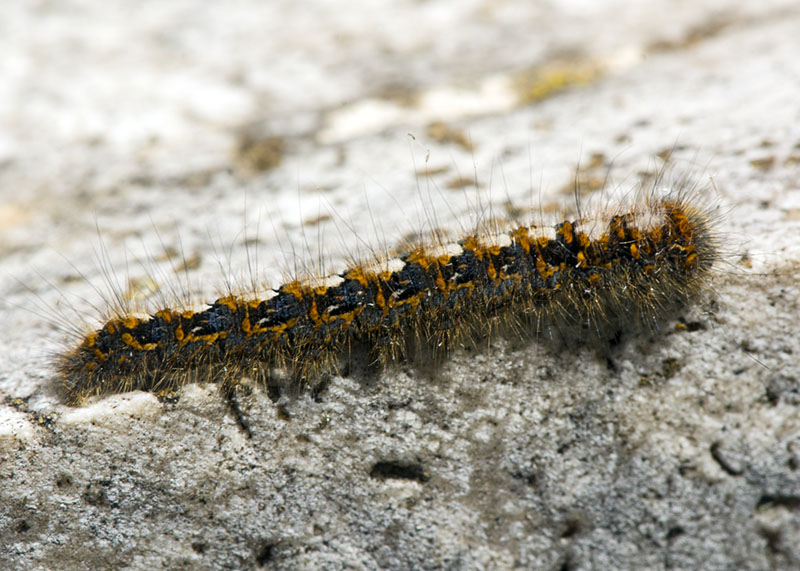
[[57, 185, 718, 405]]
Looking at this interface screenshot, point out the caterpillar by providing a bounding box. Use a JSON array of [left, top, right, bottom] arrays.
[[57, 185, 718, 405]]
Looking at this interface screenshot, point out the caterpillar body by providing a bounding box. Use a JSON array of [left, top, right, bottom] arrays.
[[58, 188, 718, 405]]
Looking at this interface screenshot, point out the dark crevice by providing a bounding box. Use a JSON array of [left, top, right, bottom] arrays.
[[557, 551, 576, 571], [666, 525, 685, 540], [311, 376, 330, 403], [709, 442, 744, 476], [511, 469, 537, 487], [15, 520, 30, 533], [266, 383, 282, 403], [369, 461, 430, 482], [225, 389, 253, 439], [255, 541, 276, 566], [757, 494, 800, 510], [560, 515, 582, 538], [677, 317, 705, 332], [55, 473, 73, 488]]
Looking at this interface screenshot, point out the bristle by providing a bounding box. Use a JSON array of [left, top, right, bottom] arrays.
[[57, 188, 719, 405]]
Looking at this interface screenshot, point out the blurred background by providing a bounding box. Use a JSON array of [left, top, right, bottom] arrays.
[[2, 0, 799, 401]]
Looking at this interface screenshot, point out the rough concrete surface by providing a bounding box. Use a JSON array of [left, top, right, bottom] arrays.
[[1, 1, 800, 569]]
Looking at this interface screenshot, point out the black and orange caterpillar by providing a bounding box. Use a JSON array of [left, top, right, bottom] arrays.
[[58, 189, 718, 404]]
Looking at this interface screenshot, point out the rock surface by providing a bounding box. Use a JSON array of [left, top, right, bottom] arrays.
[[1, 1, 800, 569]]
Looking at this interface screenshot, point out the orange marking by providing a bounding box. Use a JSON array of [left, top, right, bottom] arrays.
[[155, 310, 173, 322], [241, 315, 252, 334], [308, 300, 320, 324], [217, 295, 239, 311], [281, 282, 306, 301], [535, 257, 555, 280], [344, 266, 369, 287], [486, 261, 497, 280], [559, 222, 574, 245], [461, 236, 481, 258], [511, 228, 531, 253], [434, 268, 448, 293], [121, 333, 157, 351]]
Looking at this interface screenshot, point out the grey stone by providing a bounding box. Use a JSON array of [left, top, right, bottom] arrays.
[[2, 1, 800, 569]]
